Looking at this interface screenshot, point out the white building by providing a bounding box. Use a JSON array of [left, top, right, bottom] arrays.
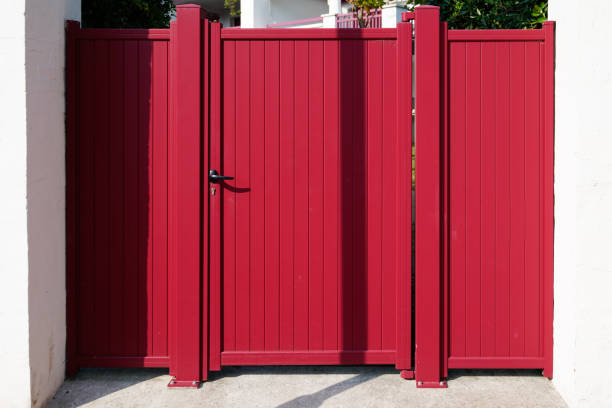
[[174, 0, 365, 28]]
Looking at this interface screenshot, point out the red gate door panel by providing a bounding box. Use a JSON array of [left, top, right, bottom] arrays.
[[217, 30, 412, 367]]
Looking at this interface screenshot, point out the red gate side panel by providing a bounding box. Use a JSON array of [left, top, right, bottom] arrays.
[[494, 41, 511, 357], [123, 40, 140, 356], [323, 39, 340, 352], [446, 29, 550, 370], [508, 41, 526, 357], [308, 40, 325, 351], [464, 41, 481, 358], [293, 40, 310, 352], [152, 40, 169, 357], [264, 40, 281, 352], [381, 38, 398, 352], [77, 39, 96, 358], [71, 31, 172, 368], [480, 41, 497, 358], [449, 41, 467, 359], [524, 41, 541, 358], [338, 39, 355, 352], [108, 40, 126, 357], [94, 39, 111, 357], [279, 40, 296, 351], [366, 39, 383, 352], [351, 39, 367, 352]]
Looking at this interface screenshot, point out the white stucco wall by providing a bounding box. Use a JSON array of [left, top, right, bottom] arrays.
[[241, 0, 328, 27], [0, 2, 31, 407], [0, 0, 80, 407], [548, 1, 612, 407]]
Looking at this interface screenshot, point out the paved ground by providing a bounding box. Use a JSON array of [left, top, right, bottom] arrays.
[[48, 366, 567, 408]]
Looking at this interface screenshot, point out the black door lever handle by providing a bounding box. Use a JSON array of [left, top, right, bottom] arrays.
[[209, 169, 234, 183]]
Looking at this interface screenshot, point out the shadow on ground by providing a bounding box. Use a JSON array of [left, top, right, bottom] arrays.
[[447, 369, 543, 381], [48, 366, 566, 408], [48, 368, 168, 407]]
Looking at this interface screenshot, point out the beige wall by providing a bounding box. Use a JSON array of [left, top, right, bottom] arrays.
[[26, 1, 80, 406]]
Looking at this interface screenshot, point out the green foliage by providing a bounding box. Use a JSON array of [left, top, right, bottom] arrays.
[[410, 0, 548, 29], [225, 0, 241, 17], [82, 0, 175, 28], [348, 0, 387, 13]]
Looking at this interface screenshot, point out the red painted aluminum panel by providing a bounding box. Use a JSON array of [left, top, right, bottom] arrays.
[[67, 31, 171, 368], [444, 25, 554, 374], [217, 35, 411, 366], [395, 21, 413, 371]]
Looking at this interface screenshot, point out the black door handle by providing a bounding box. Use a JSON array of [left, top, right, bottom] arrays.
[[209, 169, 234, 183]]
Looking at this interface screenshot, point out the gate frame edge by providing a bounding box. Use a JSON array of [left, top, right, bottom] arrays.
[[414, 5, 447, 389], [65, 18, 81, 379], [542, 20, 555, 380], [395, 19, 413, 372]]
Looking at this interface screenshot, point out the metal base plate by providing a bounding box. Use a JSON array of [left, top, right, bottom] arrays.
[[416, 380, 448, 388], [168, 379, 200, 388]]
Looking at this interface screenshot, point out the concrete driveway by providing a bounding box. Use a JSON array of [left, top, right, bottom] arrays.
[[48, 366, 567, 408]]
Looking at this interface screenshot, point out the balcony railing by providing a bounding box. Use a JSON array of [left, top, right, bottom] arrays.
[[336, 9, 382, 28], [267, 9, 383, 29]]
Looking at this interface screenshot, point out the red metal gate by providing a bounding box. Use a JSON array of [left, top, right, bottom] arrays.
[[211, 25, 413, 369], [66, 4, 554, 390]]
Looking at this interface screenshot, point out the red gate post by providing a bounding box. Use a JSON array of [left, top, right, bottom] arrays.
[[168, 4, 205, 387], [414, 5, 446, 388]]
